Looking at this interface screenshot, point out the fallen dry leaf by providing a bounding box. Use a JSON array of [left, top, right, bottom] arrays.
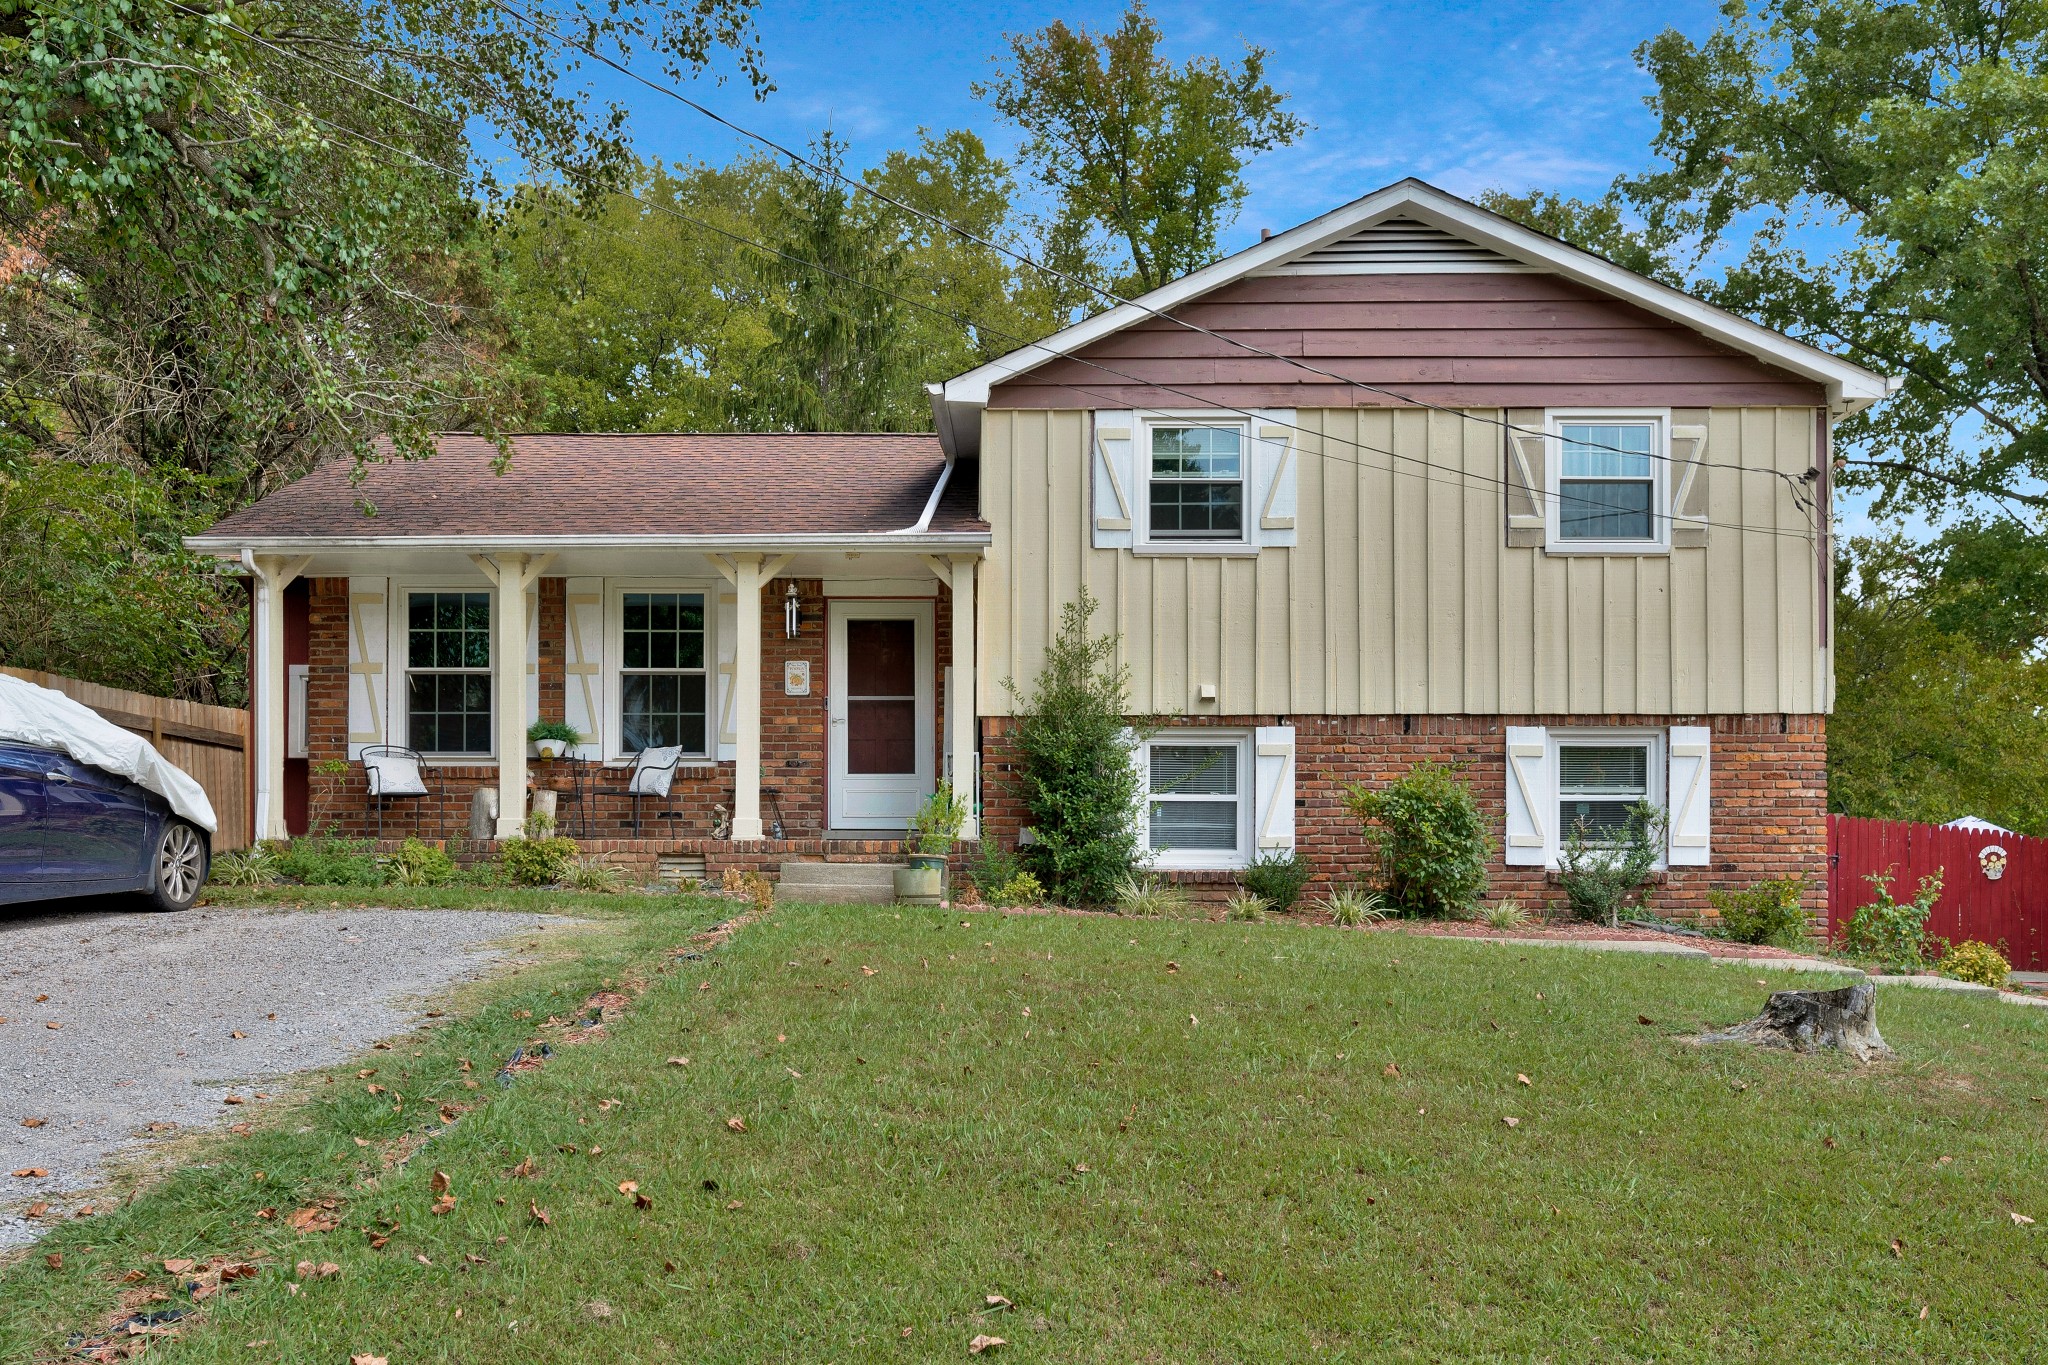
[[968, 1334, 1007, 1354], [1166, 961, 1180, 973], [2013, 1212, 2036, 1226], [24, 1201, 48, 1218], [34, 994, 47, 1003], [349, 1355, 388, 1365], [414, 1253, 432, 1266], [228, 1122, 253, 1136], [42, 1022, 58, 1030], [1919, 1305, 1930, 1320], [12, 1168, 49, 1178], [120, 1269, 146, 1284], [508, 1157, 539, 1179], [725, 1199, 743, 1210], [439, 1105, 458, 1124], [1516, 1074, 1532, 1086], [230, 1031, 246, 1039], [287, 1205, 341, 1233], [861, 966, 877, 976], [1502, 1116, 1521, 1128], [44, 1252, 61, 1269], [984, 1293, 1013, 1309], [295, 1260, 340, 1280], [666, 1057, 689, 1067], [162, 1259, 195, 1275], [1382, 1063, 1400, 1078], [430, 1170, 450, 1195], [529, 1201, 552, 1227], [20, 1117, 44, 1128], [726, 1117, 748, 1133], [617, 1180, 639, 1195], [430, 1193, 457, 1215], [633, 1192, 653, 1210], [1637, 1015, 1655, 1026], [222, 1095, 245, 1105], [1891, 1238, 1906, 1257]]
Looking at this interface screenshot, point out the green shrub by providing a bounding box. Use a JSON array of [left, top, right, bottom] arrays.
[[991, 870, 1044, 908], [499, 835, 580, 886], [1478, 899, 1530, 930], [210, 843, 281, 887], [1940, 939, 2011, 988], [1113, 873, 1190, 918], [1239, 851, 1313, 913], [1006, 590, 1152, 906], [1225, 891, 1271, 922], [1343, 762, 1492, 917], [1556, 802, 1666, 927], [1708, 875, 1810, 947], [387, 837, 456, 888], [1318, 886, 1390, 928], [273, 835, 386, 887], [965, 845, 1043, 907], [1840, 868, 1944, 973]]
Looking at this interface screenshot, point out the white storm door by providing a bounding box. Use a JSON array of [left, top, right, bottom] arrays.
[[827, 600, 934, 828]]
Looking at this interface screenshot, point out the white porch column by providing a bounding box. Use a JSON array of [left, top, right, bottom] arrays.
[[948, 554, 979, 840], [731, 553, 766, 841], [470, 552, 554, 840], [247, 553, 309, 842]]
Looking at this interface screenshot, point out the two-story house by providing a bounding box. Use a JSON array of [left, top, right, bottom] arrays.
[[191, 179, 1892, 912]]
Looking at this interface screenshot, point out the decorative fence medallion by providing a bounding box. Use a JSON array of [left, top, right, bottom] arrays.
[[1981, 845, 2008, 881]]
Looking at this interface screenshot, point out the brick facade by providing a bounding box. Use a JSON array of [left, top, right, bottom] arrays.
[[301, 575, 952, 851], [979, 712, 1828, 919]]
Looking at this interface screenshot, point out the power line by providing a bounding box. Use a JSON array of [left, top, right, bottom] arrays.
[[84, 3, 1822, 544], [485, 0, 1821, 491]]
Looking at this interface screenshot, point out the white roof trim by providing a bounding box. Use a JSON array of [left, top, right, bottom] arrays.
[[183, 531, 990, 554], [940, 178, 1894, 414]]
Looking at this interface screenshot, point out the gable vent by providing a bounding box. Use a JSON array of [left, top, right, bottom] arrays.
[[1258, 216, 1535, 276]]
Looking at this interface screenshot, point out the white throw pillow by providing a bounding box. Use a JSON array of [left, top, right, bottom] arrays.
[[629, 747, 682, 797], [364, 751, 428, 797]]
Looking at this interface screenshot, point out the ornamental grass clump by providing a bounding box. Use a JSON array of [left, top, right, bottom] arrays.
[[1343, 762, 1492, 917]]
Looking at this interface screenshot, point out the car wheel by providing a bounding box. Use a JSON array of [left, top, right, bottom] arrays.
[[145, 819, 209, 912]]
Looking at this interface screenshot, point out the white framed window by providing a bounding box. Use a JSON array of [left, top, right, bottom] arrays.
[[403, 589, 494, 757], [1552, 729, 1663, 861], [606, 585, 714, 760], [1547, 411, 1668, 552], [1143, 730, 1253, 868], [1141, 417, 1248, 545]]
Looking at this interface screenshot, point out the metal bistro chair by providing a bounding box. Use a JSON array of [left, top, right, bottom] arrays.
[[359, 744, 441, 839], [624, 746, 683, 835]]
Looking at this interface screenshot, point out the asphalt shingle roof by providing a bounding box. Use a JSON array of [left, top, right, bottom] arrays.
[[200, 432, 986, 539]]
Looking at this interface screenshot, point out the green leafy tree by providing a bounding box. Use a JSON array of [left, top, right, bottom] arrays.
[[1618, 0, 2048, 522], [975, 1, 1308, 292], [1830, 530, 2048, 833]]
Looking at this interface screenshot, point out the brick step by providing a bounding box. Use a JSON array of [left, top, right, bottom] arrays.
[[776, 861, 902, 905]]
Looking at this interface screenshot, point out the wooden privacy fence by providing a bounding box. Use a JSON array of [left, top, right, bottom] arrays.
[[1, 668, 250, 852], [1828, 815, 2045, 970]]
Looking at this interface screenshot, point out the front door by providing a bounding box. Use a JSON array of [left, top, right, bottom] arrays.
[[827, 601, 934, 829]]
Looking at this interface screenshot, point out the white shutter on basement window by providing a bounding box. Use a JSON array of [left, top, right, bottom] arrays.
[[1503, 726, 1550, 866], [1253, 725, 1296, 851], [562, 577, 604, 759], [1093, 412, 1137, 548], [346, 576, 388, 759], [1667, 726, 1712, 865], [1122, 726, 1149, 842]]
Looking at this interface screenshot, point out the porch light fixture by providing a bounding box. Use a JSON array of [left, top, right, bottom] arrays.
[[784, 580, 801, 639]]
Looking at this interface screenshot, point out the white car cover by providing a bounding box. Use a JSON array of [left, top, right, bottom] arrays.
[[0, 674, 218, 834]]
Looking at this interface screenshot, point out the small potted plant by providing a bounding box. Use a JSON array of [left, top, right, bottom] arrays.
[[527, 720, 581, 761], [895, 780, 967, 905]]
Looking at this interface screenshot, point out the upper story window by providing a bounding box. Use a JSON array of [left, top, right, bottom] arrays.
[[1551, 416, 1664, 550], [405, 591, 492, 756], [1147, 423, 1246, 541], [619, 591, 708, 755]]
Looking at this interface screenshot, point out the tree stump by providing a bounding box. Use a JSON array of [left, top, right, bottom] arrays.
[[1700, 981, 1892, 1062]]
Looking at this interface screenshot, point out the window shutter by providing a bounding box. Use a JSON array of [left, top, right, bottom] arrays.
[[1092, 412, 1137, 548], [1503, 725, 1550, 865], [716, 589, 739, 761], [1503, 408, 1547, 547], [1122, 726, 1149, 842], [525, 584, 542, 730], [346, 577, 387, 759], [1668, 422, 1710, 549], [1251, 413, 1299, 548], [1666, 725, 1711, 865], [563, 577, 604, 759], [1253, 725, 1296, 851]]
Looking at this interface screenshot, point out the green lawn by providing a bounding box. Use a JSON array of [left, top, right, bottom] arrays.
[[6, 897, 2047, 1362]]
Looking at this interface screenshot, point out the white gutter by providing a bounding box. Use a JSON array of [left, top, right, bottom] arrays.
[[892, 384, 958, 534], [186, 530, 990, 555]]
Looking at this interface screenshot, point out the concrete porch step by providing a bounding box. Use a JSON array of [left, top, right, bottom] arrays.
[[777, 860, 902, 905]]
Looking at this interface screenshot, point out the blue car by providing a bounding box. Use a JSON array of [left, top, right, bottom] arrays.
[[0, 742, 210, 911]]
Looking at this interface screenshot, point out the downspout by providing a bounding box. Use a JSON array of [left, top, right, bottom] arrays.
[[892, 383, 957, 535]]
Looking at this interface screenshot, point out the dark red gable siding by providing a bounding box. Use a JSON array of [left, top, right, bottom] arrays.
[[987, 272, 1827, 410]]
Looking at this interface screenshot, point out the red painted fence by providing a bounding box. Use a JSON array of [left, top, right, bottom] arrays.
[[1827, 816, 2046, 970]]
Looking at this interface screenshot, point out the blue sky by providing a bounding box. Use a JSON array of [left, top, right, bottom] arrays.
[[596, 0, 1722, 242]]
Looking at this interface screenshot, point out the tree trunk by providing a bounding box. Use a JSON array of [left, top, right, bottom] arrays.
[[1700, 981, 1892, 1062]]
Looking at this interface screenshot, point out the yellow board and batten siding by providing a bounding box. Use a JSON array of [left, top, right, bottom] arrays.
[[977, 407, 1827, 718]]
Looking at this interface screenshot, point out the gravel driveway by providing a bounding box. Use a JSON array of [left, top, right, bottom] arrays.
[[0, 900, 571, 1248]]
